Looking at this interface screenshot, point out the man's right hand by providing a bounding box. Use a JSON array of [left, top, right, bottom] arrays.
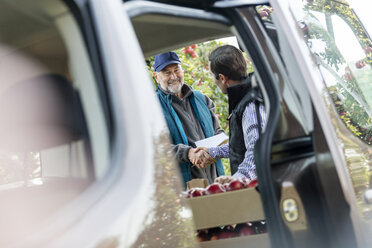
[[188, 148, 215, 168]]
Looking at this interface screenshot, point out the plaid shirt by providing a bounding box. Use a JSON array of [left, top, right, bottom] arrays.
[[209, 102, 266, 179]]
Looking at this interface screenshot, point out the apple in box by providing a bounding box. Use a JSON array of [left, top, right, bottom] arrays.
[[196, 230, 209, 242], [208, 227, 222, 241], [218, 230, 236, 239], [225, 179, 244, 191], [205, 183, 225, 195], [218, 225, 236, 240], [246, 179, 258, 188], [186, 187, 206, 198], [235, 223, 256, 236]]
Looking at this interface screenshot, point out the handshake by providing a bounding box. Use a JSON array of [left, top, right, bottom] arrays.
[[188, 147, 215, 169]]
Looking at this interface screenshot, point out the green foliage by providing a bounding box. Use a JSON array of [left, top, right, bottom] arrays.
[[305, 16, 345, 70], [305, 0, 372, 66], [329, 86, 372, 145], [301, 0, 372, 145], [147, 40, 254, 175]]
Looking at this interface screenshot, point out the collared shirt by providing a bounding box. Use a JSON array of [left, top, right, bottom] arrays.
[[209, 102, 266, 180]]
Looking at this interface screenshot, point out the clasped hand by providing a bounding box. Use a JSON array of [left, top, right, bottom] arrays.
[[188, 147, 216, 169]]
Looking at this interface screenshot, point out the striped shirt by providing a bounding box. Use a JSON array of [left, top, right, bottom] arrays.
[[209, 102, 266, 180]]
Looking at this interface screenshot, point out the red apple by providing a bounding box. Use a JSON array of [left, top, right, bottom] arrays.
[[226, 179, 244, 191], [186, 188, 206, 198], [208, 227, 221, 240], [355, 60, 366, 69], [210, 235, 219, 241], [239, 226, 256, 236], [235, 223, 256, 236], [191, 188, 206, 198], [235, 222, 255, 236], [206, 183, 225, 195], [218, 226, 236, 239], [246, 179, 258, 188], [187, 47, 193, 54], [191, 44, 197, 48], [218, 231, 236, 239], [196, 230, 209, 242]]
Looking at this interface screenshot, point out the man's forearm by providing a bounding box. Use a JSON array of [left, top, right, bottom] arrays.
[[171, 143, 192, 163], [208, 143, 229, 159]]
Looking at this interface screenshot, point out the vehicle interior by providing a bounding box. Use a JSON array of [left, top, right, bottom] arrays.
[[0, 0, 109, 245]]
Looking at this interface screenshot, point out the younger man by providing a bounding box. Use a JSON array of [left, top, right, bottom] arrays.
[[201, 45, 266, 183]]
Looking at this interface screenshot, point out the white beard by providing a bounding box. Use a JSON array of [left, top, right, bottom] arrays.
[[167, 80, 183, 94]]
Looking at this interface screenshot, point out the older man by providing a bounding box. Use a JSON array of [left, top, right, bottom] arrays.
[[153, 51, 225, 187]]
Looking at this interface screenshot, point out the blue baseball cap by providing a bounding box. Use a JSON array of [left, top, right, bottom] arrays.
[[153, 52, 181, 72]]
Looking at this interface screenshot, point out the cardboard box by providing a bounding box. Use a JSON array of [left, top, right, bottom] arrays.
[[199, 233, 270, 248], [187, 179, 208, 190], [188, 188, 264, 230]]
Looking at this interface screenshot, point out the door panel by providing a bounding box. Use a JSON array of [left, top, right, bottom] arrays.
[[225, 3, 359, 248]]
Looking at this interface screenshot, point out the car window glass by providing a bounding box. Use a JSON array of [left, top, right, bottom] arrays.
[[0, 1, 109, 245]]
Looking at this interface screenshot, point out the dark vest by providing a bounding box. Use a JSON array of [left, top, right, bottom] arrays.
[[227, 77, 262, 175]]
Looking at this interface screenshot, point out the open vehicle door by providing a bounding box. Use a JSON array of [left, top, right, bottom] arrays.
[[264, 0, 372, 247], [212, 0, 372, 247]]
